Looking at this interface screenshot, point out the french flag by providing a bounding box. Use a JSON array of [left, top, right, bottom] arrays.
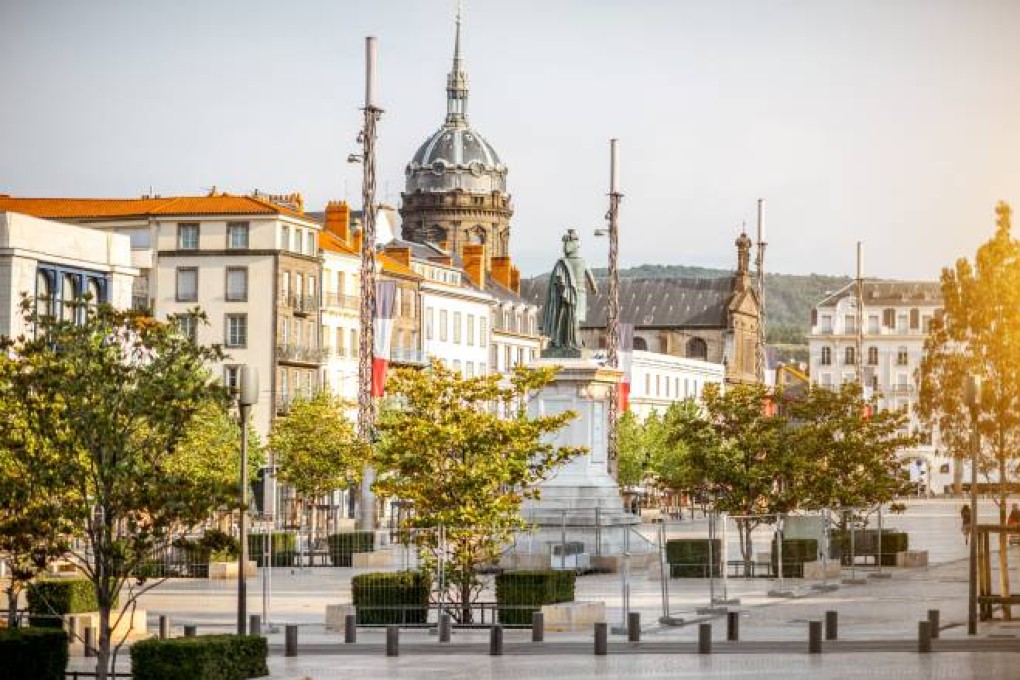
[[618, 323, 634, 412], [372, 281, 397, 398]]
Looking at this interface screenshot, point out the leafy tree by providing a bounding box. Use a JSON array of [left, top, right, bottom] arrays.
[[0, 303, 258, 679], [617, 410, 649, 488], [373, 361, 580, 622], [918, 201, 1020, 618]]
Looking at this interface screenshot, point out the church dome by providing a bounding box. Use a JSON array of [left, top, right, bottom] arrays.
[[405, 124, 506, 194]]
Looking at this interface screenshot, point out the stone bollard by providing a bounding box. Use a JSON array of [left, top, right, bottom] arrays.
[[628, 612, 641, 642], [345, 614, 357, 644], [438, 614, 451, 643], [928, 609, 940, 639], [918, 620, 931, 653], [183, 625, 197, 638], [825, 611, 838, 641], [249, 615, 261, 636], [386, 625, 399, 657], [594, 622, 608, 656], [808, 620, 822, 654], [159, 615, 170, 640], [698, 623, 712, 654], [726, 611, 739, 641], [284, 624, 298, 657], [489, 624, 504, 656], [531, 611, 544, 642], [84, 627, 95, 658]]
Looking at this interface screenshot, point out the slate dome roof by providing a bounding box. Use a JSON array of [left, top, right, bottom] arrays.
[[405, 124, 506, 194]]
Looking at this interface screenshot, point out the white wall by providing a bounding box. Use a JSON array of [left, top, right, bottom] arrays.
[[422, 283, 492, 377], [627, 350, 725, 419]]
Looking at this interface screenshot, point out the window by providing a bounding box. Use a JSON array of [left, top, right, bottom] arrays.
[[480, 363, 486, 375], [176, 314, 198, 342], [176, 268, 198, 302], [335, 328, 345, 356], [686, 337, 708, 360], [227, 222, 249, 249], [820, 315, 833, 333], [61, 274, 77, 322], [844, 315, 856, 334], [306, 231, 315, 256], [633, 337, 648, 351], [281, 272, 291, 299], [453, 312, 462, 343], [868, 315, 879, 334], [505, 346, 512, 369], [337, 271, 346, 295], [844, 346, 856, 365], [224, 365, 241, 393], [466, 361, 475, 378], [281, 317, 290, 344], [178, 223, 199, 249], [820, 346, 832, 366], [896, 346, 909, 366], [350, 329, 359, 357], [645, 374, 651, 395], [292, 229, 301, 253], [453, 359, 462, 375], [226, 267, 248, 301], [467, 314, 475, 345], [36, 271, 52, 313], [225, 314, 247, 348], [909, 308, 920, 330], [280, 225, 289, 250], [480, 317, 487, 347], [867, 346, 879, 365], [440, 310, 449, 341], [896, 314, 908, 333], [883, 308, 896, 328], [426, 307, 434, 340]]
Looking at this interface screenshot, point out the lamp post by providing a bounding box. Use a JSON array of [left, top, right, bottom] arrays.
[[595, 138, 622, 478], [965, 374, 980, 636], [237, 366, 258, 635]]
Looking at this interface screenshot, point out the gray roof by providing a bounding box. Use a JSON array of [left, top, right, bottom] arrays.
[[521, 276, 732, 329], [816, 280, 942, 308]]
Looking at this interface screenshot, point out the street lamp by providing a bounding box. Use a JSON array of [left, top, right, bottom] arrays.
[[965, 373, 980, 635], [594, 138, 622, 478], [237, 366, 258, 635]]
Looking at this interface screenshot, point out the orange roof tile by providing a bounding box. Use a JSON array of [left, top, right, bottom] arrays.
[[318, 230, 359, 257], [379, 252, 420, 279], [0, 194, 310, 221]]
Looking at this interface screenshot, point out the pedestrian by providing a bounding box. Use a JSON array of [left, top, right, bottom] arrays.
[[1008, 503, 1020, 546], [961, 504, 972, 546]]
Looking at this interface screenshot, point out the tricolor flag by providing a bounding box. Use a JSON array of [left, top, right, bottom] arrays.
[[618, 323, 634, 412], [372, 281, 397, 397]]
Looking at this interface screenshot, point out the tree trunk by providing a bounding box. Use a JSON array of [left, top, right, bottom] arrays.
[[737, 519, 754, 578], [96, 602, 111, 680], [5, 583, 18, 628], [997, 457, 1011, 620], [952, 454, 964, 495]]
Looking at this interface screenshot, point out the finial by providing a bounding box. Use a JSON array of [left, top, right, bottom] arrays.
[[445, 0, 470, 125]]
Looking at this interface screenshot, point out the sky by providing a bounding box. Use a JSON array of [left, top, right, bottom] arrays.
[[1, 0, 1019, 280]]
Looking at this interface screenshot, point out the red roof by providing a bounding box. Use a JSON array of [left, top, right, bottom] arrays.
[[0, 194, 309, 221]]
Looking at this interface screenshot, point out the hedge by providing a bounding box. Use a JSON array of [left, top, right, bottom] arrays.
[[247, 532, 296, 567], [131, 634, 267, 680], [770, 538, 818, 578], [26, 579, 116, 628], [665, 539, 721, 578], [0, 628, 68, 680], [351, 571, 429, 625], [327, 531, 375, 567], [833, 530, 909, 566], [495, 570, 575, 626], [173, 530, 242, 577]]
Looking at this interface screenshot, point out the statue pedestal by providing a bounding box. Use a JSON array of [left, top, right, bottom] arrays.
[[511, 358, 647, 568]]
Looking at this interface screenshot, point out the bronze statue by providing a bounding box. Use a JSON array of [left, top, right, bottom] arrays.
[[542, 229, 598, 355]]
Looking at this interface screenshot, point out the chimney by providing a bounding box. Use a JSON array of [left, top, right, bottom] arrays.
[[491, 256, 512, 289], [462, 243, 485, 288], [510, 266, 521, 294], [352, 227, 363, 253], [429, 255, 453, 266], [324, 201, 350, 243], [438, 240, 450, 253], [384, 245, 411, 269]]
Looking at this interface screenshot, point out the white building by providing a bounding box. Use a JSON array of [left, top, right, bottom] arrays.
[[317, 202, 362, 412], [0, 211, 137, 337], [625, 350, 726, 419], [808, 280, 946, 492]]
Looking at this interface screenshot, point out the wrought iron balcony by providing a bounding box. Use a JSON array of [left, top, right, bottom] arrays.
[[284, 293, 319, 315], [322, 292, 359, 311], [275, 343, 327, 364], [389, 347, 427, 365]]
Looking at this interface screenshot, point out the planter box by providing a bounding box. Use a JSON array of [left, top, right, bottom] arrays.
[[541, 601, 605, 632], [325, 604, 356, 632], [352, 551, 393, 568], [896, 550, 928, 568], [207, 561, 257, 580], [802, 560, 841, 580], [66, 609, 146, 641]]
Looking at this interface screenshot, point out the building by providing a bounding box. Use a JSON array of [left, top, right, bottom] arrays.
[[0, 192, 325, 436], [0, 211, 137, 337], [625, 350, 725, 420], [808, 280, 945, 491]]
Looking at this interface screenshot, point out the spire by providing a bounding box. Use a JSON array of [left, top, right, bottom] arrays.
[[445, 2, 469, 125]]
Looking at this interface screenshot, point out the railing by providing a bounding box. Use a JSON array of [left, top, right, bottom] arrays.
[[323, 292, 359, 311], [285, 293, 319, 314], [390, 347, 427, 365], [890, 383, 914, 394], [276, 344, 327, 364]]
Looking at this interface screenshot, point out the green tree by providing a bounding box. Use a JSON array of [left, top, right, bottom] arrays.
[[919, 201, 1020, 617], [617, 410, 649, 488], [373, 361, 580, 622], [0, 303, 257, 679]]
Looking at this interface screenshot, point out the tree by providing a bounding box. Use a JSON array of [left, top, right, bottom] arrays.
[[0, 303, 257, 679], [373, 361, 581, 622], [919, 201, 1020, 618], [617, 410, 650, 488], [270, 391, 366, 553]]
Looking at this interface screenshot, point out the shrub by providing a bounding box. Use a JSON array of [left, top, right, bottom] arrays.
[[247, 532, 296, 567], [26, 579, 116, 628], [495, 570, 575, 626], [665, 539, 721, 578], [327, 531, 375, 567], [832, 530, 909, 566], [351, 571, 429, 625], [770, 538, 818, 578], [0, 628, 68, 680], [131, 634, 267, 680]]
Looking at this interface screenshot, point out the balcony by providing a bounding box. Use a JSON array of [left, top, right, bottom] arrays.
[[390, 347, 427, 365], [323, 292, 359, 311], [284, 293, 319, 316], [889, 383, 915, 395], [276, 343, 327, 365]]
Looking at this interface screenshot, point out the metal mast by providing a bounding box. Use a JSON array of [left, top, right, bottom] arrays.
[[605, 139, 622, 478], [357, 36, 383, 530], [856, 241, 864, 390], [754, 199, 767, 384]]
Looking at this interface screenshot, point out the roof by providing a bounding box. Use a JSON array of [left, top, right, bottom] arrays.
[[521, 276, 732, 329], [0, 194, 311, 222], [816, 280, 943, 308], [318, 230, 358, 257]]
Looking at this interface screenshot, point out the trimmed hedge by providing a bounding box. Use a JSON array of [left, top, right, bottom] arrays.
[[248, 532, 296, 567], [0, 627, 68, 680], [665, 539, 721, 578], [770, 538, 818, 578], [496, 570, 575, 626], [352, 571, 429, 625], [327, 531, 375, 567], [26, 579, 116, 628], [131, 634, 268, 680], [833, 530, 909, 566]]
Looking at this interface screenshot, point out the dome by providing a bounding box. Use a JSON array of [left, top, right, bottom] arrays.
[[405, 123, 507, 194]]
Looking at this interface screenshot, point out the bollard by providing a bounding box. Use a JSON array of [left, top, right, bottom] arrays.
[[726, 611, 739, 641], [824, 611, 838, 641], [918, 620, 931, 653], [284, 624, 298, 657], [698, 622, 712, 654], [84, 627, 95, 658], [249, 614, 261, 637], [345, 614, 357, 644], [386, 625, 399, 657], [531, 611, 544, 642], [159, 615, 170, 640], [67, 616, 78, 641], [438, 614, 451, 643], [183, 625, 196, 638], [627, 612, 641, 642], [489, 624, 504, 656], [808, 620, 822, 654], [928, 609, 940, 639], [594, 622, 608, 656]]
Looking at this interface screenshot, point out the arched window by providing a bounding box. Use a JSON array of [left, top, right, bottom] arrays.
[[844, 346, 856, 365], [686, 337, 708, 360], [36, 270, 52, 316], [867, 346, 878, 366], [821, 346, 832, 366], [61, 274, 78, 322], [633, 337, 648, 351], [86, 278, 102, 312]]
